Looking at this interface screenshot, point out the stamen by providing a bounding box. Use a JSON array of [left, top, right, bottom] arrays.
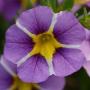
[[0, 56, 16, 77], [17, 53, 31, 67], [16, 20, 36, 38], [40, 34, 52, 43]]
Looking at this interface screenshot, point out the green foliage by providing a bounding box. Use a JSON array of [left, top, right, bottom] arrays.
[[79, 8, 90, 29], [63, 0, 74, 11]]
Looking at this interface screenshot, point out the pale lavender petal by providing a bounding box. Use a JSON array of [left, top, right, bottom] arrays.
[[39, 75, 65, 90], [80, 40, 90, 61], [53, 48, 85, 76], [83, 61, 90, 76], [80, 29, 90, 61], [18, 55, 49, 83], [4, 25, 34, 63], [18, 6, 53, 34], [86, 2, 90, 7], [71, 4, 81, 13], [54, 12, 85, 45]]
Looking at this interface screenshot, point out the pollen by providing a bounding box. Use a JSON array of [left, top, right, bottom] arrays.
[[30, 31, 62, 61]]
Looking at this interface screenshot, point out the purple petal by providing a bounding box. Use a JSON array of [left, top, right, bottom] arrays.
[[3, 56, 17, 74], [71, 5, 81, 13], [86, 2, 90, 7], [39, 75, 65, 90], [17, 55, 49, 83], [0, 79, 12, 90], [4, 25, 34, 63], [0, 58, 12, 90], [80, 29, 90, 61], [0, 0, 4, 12], [53, 48, 85, 76], [18, 6, 53, 34], [83, 61, 90, 76], [2, 0, 20, 21], [54, 12, 85, 45], [0, 61, 12, 79]]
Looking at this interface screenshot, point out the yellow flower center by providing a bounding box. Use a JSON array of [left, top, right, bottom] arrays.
[[9, 77, 40, 90], [74, 0, 90, 5], [30, 31, 62, 61]]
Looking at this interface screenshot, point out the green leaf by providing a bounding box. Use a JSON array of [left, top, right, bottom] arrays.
[[48, 0, 57, 12], [80, 15, 90, 29], [79, 7, 90, 29], [40, 0, 48, 6], [63, 0, 74, 11], [40, 0, 57, 12]]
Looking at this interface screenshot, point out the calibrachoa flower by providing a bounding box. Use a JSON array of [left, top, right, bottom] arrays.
[[80, 29, 90, 76], [0, 56, 39, 90], [39, 75, 65, 90], [0, 0, 20, 21], [4, 6, 86, 82], [0, 56, 65, 90]]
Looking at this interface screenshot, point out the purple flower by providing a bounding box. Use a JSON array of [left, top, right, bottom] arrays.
[[80, 29, 90, 76], [4, 6, 86, 83], [0, 0, 20, 21], [80, 29, 90, 61], [0, 56, 65, 90], [0, 0, 3, 12], [39, 75, 65, 90]]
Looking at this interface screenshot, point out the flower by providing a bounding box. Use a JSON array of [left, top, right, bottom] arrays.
[[80, 29, 90, 76], [0, 56, 65, 90], [4, 6, 86, 83], [0, 0, 20, 21], [39, 75, 65, 90]]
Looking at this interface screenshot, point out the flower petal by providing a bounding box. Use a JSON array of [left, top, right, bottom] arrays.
[[4, 25, 34, 63], [2, 0, 20, 21], [17, 6, 53, 34], [0, 79, 12, 90], [17, 55, 49, 83], [0, 60, 12, 90], [53, 48, 85, 76], [54, 12, 85, 45], [0, 0, 4, 12], [83, 61, 90, 76], [87, 2, 90, 7], [80, 29, 90, 61], [39, 75, 65, 90]]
